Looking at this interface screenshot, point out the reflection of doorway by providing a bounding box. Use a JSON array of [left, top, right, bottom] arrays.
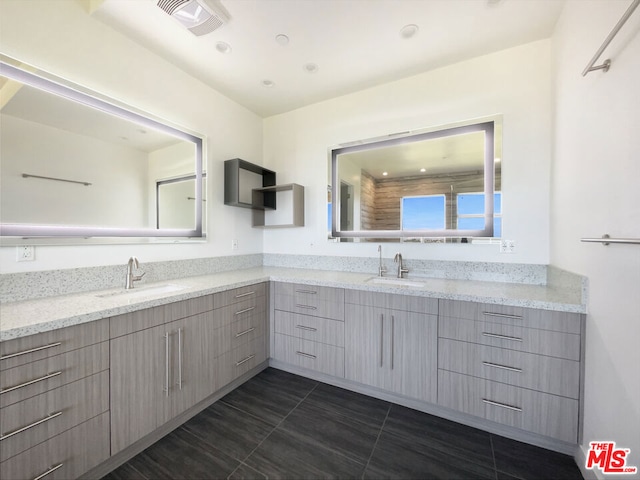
[[340, 181, 353, 231]]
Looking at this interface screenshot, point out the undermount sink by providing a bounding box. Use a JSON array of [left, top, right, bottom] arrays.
[[366, 277, 426, 288], [97, 283, 187, 299]]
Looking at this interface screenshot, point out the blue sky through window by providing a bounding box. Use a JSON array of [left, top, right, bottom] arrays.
[[401, 195, 445, 230]]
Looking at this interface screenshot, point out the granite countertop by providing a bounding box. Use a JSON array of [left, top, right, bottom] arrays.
[[0, 266, 586, 341]]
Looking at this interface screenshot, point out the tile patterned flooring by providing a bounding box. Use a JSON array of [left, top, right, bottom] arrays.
[[102, 368, 583, 480]]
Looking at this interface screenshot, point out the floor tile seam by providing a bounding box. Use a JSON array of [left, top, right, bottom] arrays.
[[124, 461, 150, 480], [361, 403, 392, 479], [294, 397, 391, 432], [239, 382, 320, 465], [226, 461, 266, 480], [490, 434, 499, 480], [218, 398, 286, 428], [176, 425, 252, 468]]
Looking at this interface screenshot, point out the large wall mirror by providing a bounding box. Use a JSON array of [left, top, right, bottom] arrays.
[[329, 118, 501, 242], [0, 55, 205, 244]]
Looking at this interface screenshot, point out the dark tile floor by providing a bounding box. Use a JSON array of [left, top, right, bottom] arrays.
[[102, 368, 583, 480]]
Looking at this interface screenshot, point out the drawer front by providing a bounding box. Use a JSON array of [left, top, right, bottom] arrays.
[[274, 311, 345, 347], [1, 342, 109, 408], [215, 336, 267, 391], [110, 295, 215, 338], [439, 300, 582, 334], [0, 371, 109, 462], [438, 316, 581, 361], [214, 297, 267, 331], [0, 412, 110, 480], [274, 333, 345, 378], [438, 370, 578, 443], [214, 313, 267, 355], [345, 290, 438, 315], [0, 319, 109, 371], [215, 283, 267, 308], [274, 283, 345, 320], [438, 338, 580, 398]]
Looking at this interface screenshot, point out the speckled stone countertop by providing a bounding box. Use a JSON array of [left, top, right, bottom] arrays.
[[0, 266, 586, 341]]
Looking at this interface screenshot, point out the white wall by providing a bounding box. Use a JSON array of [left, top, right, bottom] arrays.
[[263, 40, 553, 264], [551, 1, 640, 477], [0, 0, 264, 273]]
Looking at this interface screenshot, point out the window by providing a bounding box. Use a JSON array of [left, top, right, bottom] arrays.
[[401, 195, 446, 230], [457, 192, 502, 237]]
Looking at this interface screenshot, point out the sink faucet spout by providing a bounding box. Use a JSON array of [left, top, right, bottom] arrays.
[[125, 256, 145, 289], [394, 253, 410, 279]]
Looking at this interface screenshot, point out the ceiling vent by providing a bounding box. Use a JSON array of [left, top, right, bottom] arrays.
[[157, 0, 229, 36]]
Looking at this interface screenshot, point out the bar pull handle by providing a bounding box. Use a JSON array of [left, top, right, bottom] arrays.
[[33, 463, 64, 480], [483, 312, 523, 321], [0, 411, 63, 441], [236, 354, 255, 366], [295, 325, 317, 332], [235, 327, 255, 338], [234, 291, 255, 298], [1, 371, 62, 395], [482, 332, 523, 342], [235, 306, 255, 315], [177, 328, 183, 391], [164, 332, 170, 397], [380, 314, 384, 368], [482, 361, 522, 373], [482, 398, 522, 412], [391, 315, 395, 370], [296, 351, 317, 359], [295, 304, 317, 310], [295, 289, 317, 294], [1, 342, 62, 361]]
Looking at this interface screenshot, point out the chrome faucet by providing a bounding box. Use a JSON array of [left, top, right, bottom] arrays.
[[394, 252, 409, 278], [125, 256, 145, 289], [378, 245, 387, 277]]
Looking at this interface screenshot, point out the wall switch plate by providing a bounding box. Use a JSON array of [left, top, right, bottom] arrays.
[[500, 239, 516, 254], [231, 239, 238, 250], [17, 245, 35, 261]]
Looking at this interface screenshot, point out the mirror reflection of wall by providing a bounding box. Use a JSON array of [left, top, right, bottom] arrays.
[[157, 175, 207, 231]]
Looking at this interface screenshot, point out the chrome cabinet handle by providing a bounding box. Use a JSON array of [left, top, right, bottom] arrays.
[[295, 304, 317, 310], [0, 371, 62, 395], [235, 291, 255, 298], [482, 312, 523, 320], [33, 463, 64, 480], [0, 411, 63, 441], [482, 332, 523, 342], [296, 351, 316, 359], [235, 354, 255, 366], [391, 315, 395, 370], [295, 289, 317, 294], [295, 325, 317, 332], [235, 306, 255, 315], [1, 342, 62, 361], [164, 332, 170, 397], [482, 398, 522, 412], [482, 361, 522, 373], [235, 327, 255, 338], [380, 314, 384, 368], [177, 328, 183, 391]]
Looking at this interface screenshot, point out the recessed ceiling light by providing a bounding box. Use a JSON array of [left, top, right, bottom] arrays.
[[400, 24, 419, 39], [495, 157, 501, 163], [303, 63, 319, 74], [420, 168, 426, 173], [215, 41, 232, 54], [275, 34, 289, 45], [261, 79, 275, 88], [382, 171, 388, 176]]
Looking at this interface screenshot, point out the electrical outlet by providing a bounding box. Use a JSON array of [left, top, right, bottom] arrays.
[[16, 245, 35, 262], [500, 239, 516, 254], [231, 239, 238, 250]]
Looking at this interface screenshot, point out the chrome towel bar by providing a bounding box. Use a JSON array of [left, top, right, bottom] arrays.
[[581, 234, 640, 246]]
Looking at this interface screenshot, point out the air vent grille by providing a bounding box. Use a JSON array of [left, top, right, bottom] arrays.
[[189, 15, 225, 36], [157, 0, 189, 16]]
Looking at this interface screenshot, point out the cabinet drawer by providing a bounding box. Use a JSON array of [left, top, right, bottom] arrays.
[[0, 320, 109, 370], [439, 300, 582, 334], [274, 283, 344, 320], [438, 370, 578, 443], [0, 371, 109, 462], [0, 341, 108, 408], [438, 316, 580, 361], [215, 283, 267, 308], [0, 412, 110, 480], [345, 290, 438, 315], [216, 336, 267, 391], [214, 297, 267, 330], [438, 338, 580, 398], [274, 333, 345, 378], [274, 311, 344, 347], [214, 314, 266, 355]]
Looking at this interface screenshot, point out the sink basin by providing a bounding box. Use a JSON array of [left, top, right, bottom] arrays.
[[366, 277, 426, 288], [97, 283, 187, 299]]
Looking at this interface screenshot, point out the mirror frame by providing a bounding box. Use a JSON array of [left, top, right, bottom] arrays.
[[330, 121, 496, 239], [0, 56, 204, 243]]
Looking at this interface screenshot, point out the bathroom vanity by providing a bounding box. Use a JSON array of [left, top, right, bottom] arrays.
[[0, 266, 585, 479]]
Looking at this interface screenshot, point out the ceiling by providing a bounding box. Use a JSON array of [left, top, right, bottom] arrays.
[[91, 0, 565, 118]]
